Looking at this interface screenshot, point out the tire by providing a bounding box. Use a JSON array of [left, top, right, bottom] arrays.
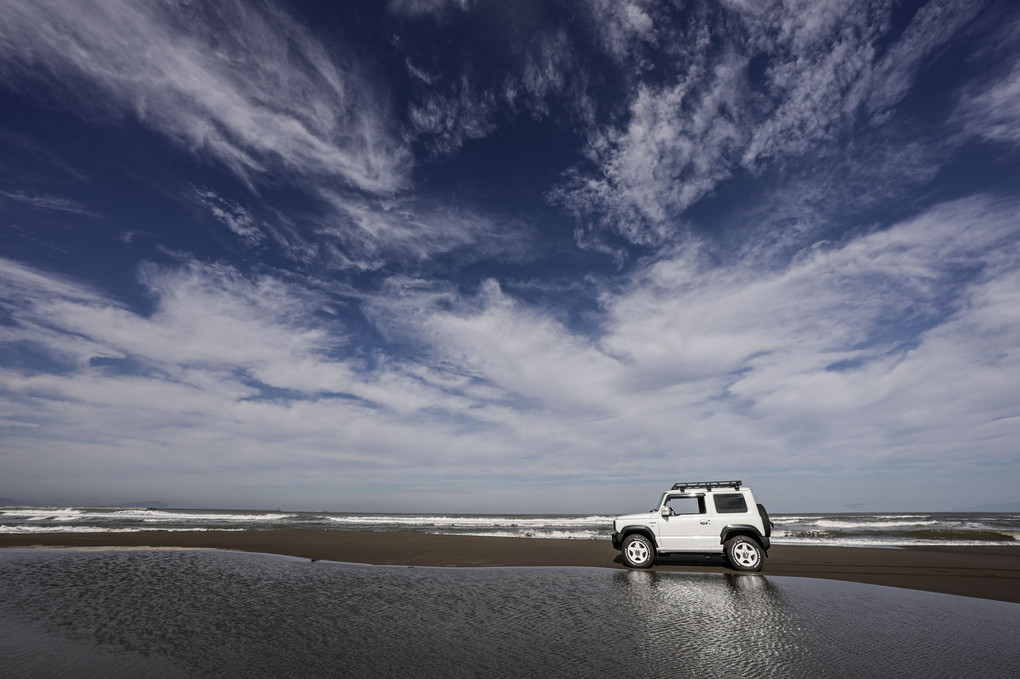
[[621, 534, 655, 569], [725, 536, 764, 572], [757, 503, 773, 538]]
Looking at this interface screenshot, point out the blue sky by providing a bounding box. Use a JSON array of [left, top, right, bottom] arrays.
[[1, 0, 1018, 513]]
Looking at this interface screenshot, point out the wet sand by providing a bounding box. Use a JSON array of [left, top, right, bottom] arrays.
[[2, 530, 1018, 603]]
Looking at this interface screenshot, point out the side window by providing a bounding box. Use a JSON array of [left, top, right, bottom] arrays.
[[665, 496, 704, 515], [714, 493, 748, 513]]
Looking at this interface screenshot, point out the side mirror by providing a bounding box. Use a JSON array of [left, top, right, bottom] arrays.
[[660, 508, 670, 517]]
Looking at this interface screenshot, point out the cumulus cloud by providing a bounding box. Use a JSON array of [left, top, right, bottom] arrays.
[[0, 0, 410, 193]]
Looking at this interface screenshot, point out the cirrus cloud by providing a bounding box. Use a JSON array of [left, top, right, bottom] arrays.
[[0, 0, 410, 193]]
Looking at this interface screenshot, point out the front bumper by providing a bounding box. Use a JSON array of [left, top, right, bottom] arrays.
[[611, 532, 623, 550]]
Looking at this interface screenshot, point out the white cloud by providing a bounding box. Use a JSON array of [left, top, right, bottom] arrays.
[[387, 0, 474, 18], [0, 256, 334, 377], [955, 29, 1020, 148], [0, 258, 477, 493], [600, 196, 1020, 469], [391, 278, 623, 415], [0, 0, 410, 193], [861, 0, 982, 122], [583, 0, 657, 62], [314, 191, 535, 270], [555, 56, 749, 245], [64, 262, 329, 370], [1, 1, 544, 267], [1, 196, 1019, 507], [739, 0, 888, 166], [0, 190, 100, 217], [399, 7, 593, 156], [191, 188, 266, 247], [405, 80, 500, 157], [556, 0, 986, 246]]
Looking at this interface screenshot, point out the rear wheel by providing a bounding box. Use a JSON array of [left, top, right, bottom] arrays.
[[621, 534, 655, 569], [757, 503, 773, 537], [725, 536, 763, 572]]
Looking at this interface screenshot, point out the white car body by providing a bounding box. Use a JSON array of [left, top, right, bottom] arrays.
[[611, 480, 772, 570]]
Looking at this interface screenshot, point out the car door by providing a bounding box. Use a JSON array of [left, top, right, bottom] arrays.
[[656, 494, 718, 551]]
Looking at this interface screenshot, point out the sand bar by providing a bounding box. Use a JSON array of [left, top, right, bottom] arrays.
[[2, 530, 1018, 604]]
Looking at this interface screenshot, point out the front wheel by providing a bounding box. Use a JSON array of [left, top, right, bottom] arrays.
[[621, 534, 655, 569], [725, 536, 764, 572]]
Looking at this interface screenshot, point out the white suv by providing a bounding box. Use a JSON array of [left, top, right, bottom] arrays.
[[611, 480, 773, 571]]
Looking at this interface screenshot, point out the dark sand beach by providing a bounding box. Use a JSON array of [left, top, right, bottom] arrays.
[[2, 530, 1018, 603]]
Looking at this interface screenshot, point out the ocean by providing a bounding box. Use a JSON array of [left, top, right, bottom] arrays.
[[2, 548, 1018, 678], [2, 506, 1019, 547]]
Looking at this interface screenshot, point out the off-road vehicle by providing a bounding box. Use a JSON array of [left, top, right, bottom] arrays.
[[611, 480, 772, 571]]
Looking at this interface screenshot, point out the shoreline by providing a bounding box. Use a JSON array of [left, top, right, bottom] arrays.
[[2, 530, 1018, 604]]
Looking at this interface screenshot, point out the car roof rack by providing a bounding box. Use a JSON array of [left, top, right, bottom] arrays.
[[671, 480, 742, 491]]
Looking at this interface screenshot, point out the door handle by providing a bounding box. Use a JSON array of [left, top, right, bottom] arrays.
[[700, 520, 710, 525]]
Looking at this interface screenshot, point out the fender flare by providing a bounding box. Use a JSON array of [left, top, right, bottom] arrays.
[[719, 525, 769, 553], [616, 526, 659, 551]]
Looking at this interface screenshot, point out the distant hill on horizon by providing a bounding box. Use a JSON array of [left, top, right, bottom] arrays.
[[953, 501, 1020, 512], [0, 500, 172, 508]]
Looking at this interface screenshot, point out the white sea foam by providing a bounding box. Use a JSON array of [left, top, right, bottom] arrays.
[[325, 515, 612, 528], [3, 508, 85, 521], [0, 525, 238, 534], [777, 514, 932, 524], [808, 519, 940, 529], [119, 510, 296, 522], [3, 508, 1017, 545], [1, 508, 294, 522]]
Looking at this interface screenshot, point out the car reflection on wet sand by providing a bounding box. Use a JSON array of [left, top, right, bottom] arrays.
[[611, 570, 821, 674]]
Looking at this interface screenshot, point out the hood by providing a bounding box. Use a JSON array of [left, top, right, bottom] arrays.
[[614, 510, 659, 525]]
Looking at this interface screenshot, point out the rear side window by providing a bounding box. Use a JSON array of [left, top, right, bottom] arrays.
[[714, 493, 748, 513]]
